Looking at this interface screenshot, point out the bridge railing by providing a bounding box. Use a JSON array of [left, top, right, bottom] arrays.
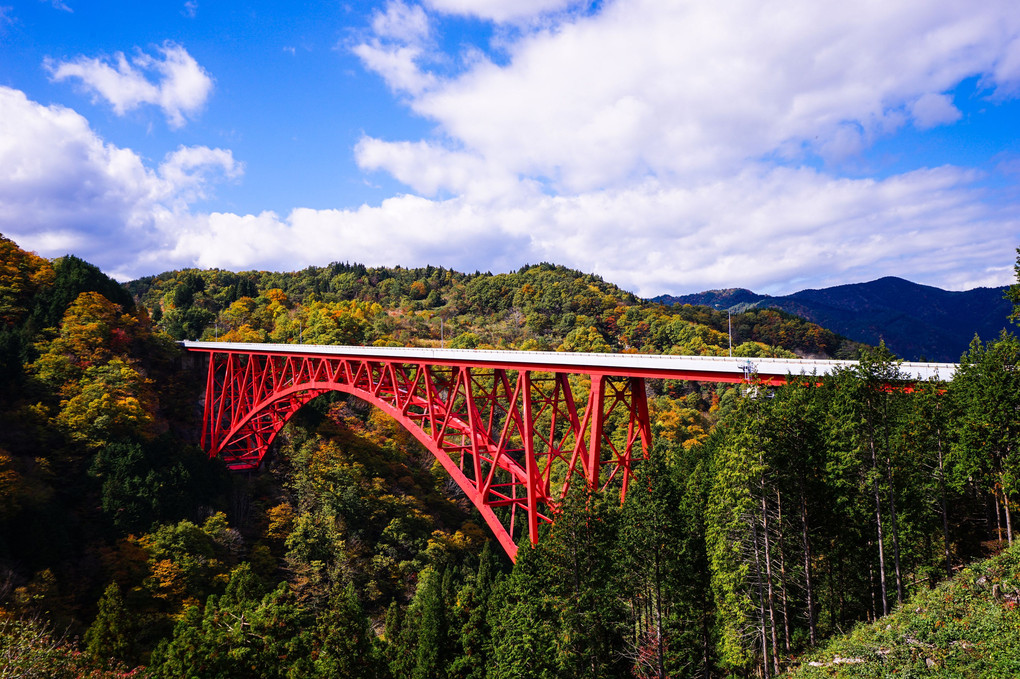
[[182, 341, 957, 382]]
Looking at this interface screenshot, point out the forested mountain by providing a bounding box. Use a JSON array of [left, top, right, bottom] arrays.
[[654, 276, 1013, 362], [4, 231, 1020, 677], [124, 261, 864, 359]]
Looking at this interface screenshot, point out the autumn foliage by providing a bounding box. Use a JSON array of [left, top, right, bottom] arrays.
[[4, 233, 1020, 678]]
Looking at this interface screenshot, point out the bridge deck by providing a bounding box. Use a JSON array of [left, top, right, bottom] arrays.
[[181, 341, 957, 382]]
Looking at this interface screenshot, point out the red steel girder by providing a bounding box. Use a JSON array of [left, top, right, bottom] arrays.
[[192, 347, 653, 561]]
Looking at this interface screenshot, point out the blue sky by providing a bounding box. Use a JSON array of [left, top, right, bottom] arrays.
[[1, 0, 1019, 296]]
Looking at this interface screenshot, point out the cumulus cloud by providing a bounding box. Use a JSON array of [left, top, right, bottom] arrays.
[[46, 42, 213, 128], [2, 79, 1013, 293], [355, 137, 527, 201], [0, 86, 239, 276], [126, 164, 1013, 297], [378, 0, 1020, 194], [8, 0, 1020, 299], [372, 0, 430, 42], [352, 43, 437, 96], [352, 1, 437, 96], [341, 0, 1020, 294]]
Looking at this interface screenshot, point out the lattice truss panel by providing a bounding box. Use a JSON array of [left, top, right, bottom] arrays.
[[200, 350, 651, 559]]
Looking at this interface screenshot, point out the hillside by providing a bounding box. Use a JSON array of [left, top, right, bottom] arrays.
[[6, 230, 1020, 678], [124, 261, 866, 359], [655, 276, 1013, 362], [786, 543, 1020, 677]]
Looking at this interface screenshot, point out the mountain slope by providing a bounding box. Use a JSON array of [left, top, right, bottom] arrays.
[[785, 543, 1020, 678], [124, 261, 863, 359], [654, 277, 1013, 362]]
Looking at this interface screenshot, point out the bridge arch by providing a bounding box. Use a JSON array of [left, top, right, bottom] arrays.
[[195, 346, 652, 560], [215, 379, 530, 557]]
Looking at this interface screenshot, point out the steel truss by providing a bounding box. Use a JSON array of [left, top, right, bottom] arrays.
[[196, 348, 651, 560]]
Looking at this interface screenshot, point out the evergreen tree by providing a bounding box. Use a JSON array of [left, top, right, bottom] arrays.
[[411, 565, 452, 679], [313, 582, 383, 678], [149, 564, 315, 678], [618, 440, 714, 678], [953, 332, 1020, 547], [706, 394, 777, 676], [84, 582, 134, 664], [450, 541, 498, 679], [825, 347, 911, 621], [384, 597, 416, 677], [30, 254, 134, 331], [487, 542, 561, 679]]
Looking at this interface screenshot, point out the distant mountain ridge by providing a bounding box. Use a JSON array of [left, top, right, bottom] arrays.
[[652, 276, 1013, 363]]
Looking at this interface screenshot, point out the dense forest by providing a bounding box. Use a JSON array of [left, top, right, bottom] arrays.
[[2, 231, 1020, 677], [123, 261, 862, 358]]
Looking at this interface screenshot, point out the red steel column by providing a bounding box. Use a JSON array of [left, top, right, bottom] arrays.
[[622, 376, 652, 499], [201, 351, 216, 453], [521, 371, 541, 546], [586, 375, 606, 490]]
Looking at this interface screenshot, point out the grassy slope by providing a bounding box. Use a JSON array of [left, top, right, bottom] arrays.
[[785, 544, 1020, 678]]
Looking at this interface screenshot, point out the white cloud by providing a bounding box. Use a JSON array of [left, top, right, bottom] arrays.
[[46, 42, 213, 128], [911, 93, 962, 129], [992, 34, 1020, 93], [158, 146, 244, 207], [373, 0, 430, 42], [352, 1, 437, 96], [423, 0, 579, 23], [340, 0, 1020, 295], [355, 137, 527, 201], [2, 81, 1013, 295], [0, 86, 239, 276], [354, 0, 1020, 195], [7, 0, 1020, 300], [115, 164, 1015, 297], [351, 43, 436, 96]]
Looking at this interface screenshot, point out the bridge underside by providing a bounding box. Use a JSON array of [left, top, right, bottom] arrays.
[[197, 349, 652, 560]]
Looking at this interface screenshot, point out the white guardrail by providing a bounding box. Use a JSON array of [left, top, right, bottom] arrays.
[[181, 341, 957, 382]]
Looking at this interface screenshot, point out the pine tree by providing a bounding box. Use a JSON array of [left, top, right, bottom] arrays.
[[953, 332, 1020, 547], [706, 395, 775, 676], [542, 485, 628, 678], [384, 599, 414, 678]]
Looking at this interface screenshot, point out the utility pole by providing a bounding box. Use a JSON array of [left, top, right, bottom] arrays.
[[715, 304, 733, 357]]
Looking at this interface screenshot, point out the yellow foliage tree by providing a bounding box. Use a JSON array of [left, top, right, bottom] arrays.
[[31, 291, 140, 388], [56, 358, 157, 446], [0, 235, 54, 327]]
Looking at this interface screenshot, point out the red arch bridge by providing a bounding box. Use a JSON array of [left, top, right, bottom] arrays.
[[182, 341, 955, 560]]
